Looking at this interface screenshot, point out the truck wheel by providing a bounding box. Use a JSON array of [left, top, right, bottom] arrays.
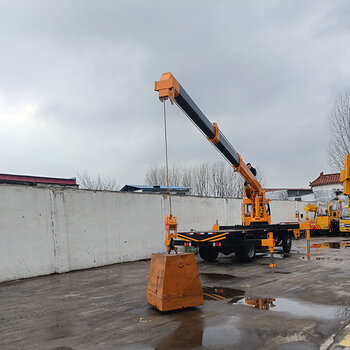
[[282, 235, 292, 253], [199, 247, 218, 262], [235, 244, 255, 263], [330, 221, 339, 236], [275, 237, 282, 246]]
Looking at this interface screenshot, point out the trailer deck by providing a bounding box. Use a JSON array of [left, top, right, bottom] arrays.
[[176, 223, 300, 245]]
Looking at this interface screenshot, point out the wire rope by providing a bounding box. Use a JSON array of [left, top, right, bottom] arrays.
[[163, 101, 172, 215]]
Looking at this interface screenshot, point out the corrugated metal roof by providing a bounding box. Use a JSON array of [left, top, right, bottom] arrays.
[[309, 172, 340, 187], [264, 188, 312, 192], [122, 185, 191, 190], [120, 185, 191, 193]]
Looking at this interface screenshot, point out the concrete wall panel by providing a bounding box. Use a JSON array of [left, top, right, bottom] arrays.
[[0, 186, 55, 281], [169, 196, 241, 232], [270, 200, 306, 224], [0, 185, 307, 283]]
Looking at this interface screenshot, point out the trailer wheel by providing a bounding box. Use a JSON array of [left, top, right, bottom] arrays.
[[282, 235, 292, 253], [235, 244, 255, 263], [199, 247, 218, 262]]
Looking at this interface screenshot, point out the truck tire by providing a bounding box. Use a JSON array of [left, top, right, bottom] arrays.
[[199, 247, 218, 262], [282, 235, 292, 253], [275, 237, 282, 246], [330, 221, 339, 236], [235, 244, 255, 263]]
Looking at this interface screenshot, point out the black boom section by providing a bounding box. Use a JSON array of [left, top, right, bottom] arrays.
[[175, 85, 240, 167]]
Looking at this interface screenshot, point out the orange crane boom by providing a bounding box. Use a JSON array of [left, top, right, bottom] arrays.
[[155, 72, 270, 225]]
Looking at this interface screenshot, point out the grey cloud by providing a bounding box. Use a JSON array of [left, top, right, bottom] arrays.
[[0, 0, 349, 187]]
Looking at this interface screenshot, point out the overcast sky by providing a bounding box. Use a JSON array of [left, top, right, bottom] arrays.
[[0, 0, 349, 188]]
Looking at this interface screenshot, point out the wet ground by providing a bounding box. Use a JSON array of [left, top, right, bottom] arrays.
[[1, 235, 350, 349]]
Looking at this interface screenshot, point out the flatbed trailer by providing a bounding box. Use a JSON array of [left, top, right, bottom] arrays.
[[173, 222, 299, 262]]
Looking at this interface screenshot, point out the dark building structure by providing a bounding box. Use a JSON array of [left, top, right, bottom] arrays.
[[120, 185, 191, 195], [265, 188, 313, 201]]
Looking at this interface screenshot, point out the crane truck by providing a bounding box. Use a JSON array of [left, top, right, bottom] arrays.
[[304, 200, 342, 235], [155, 72, 299, 263]]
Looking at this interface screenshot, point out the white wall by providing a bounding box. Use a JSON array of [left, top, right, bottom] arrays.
[[0, 184, 306, 283], [313, 183, 343, 202], [270, 200, 306, 223]]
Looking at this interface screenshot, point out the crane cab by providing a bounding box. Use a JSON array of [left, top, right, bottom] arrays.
[[241, 196, 271, 226], [339, 206, 350, 233]]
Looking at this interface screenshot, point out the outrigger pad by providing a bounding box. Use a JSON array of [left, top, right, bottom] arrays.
[[147, 253, 203, 312]]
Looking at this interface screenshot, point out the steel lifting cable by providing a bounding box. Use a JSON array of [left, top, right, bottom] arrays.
[[163, 101, 172, 215]]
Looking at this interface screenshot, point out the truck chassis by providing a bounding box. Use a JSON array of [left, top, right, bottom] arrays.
[[174, 223, 299, 262]]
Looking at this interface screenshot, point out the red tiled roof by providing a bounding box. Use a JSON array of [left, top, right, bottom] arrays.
[[0, 173, 77, 186], [309, 172, 340, 187]]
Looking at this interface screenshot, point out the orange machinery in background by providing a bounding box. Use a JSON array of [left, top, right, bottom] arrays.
[[339, 154, 350, 233], [304, 200, 342, 235], [340, 154, 350, 201]]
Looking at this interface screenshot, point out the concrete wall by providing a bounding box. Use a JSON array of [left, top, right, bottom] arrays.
[[0, 184, 306, 283]]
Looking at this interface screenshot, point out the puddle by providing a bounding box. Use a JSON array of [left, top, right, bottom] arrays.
[[153, 313, 242, 349], [307, 241, 350, 249], [275, 342, 319, 350], [318, 242, 340, 249], [202, 320, 241, 347], [301, 256, 348, 261], [235, 297, 350, 320], [153, 309, 205, 350], [330, 271, 350, 278], [202, 286, 244, 302], [239, 297, 276, 310], [203, 286, 350, 321], [149, 292, 349, 350], [200, 273, 236, 281]]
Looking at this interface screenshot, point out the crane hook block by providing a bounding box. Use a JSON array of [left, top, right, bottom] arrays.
[[154, 72, 180, 104]]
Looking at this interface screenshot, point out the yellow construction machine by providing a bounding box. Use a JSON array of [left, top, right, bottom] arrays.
[[305, 154, 350, 235], [340, 154, 350, 234], [339, 205, 350, 234], [304, 200, 342, 235]]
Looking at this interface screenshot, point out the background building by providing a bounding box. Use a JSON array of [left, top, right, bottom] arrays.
[[265, 188, 314, 201], [0, 173, 77, 187], [309, 172, 343, 202]]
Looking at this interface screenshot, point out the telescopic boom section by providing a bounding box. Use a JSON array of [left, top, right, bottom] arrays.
[[154, 72, 261, 192]]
